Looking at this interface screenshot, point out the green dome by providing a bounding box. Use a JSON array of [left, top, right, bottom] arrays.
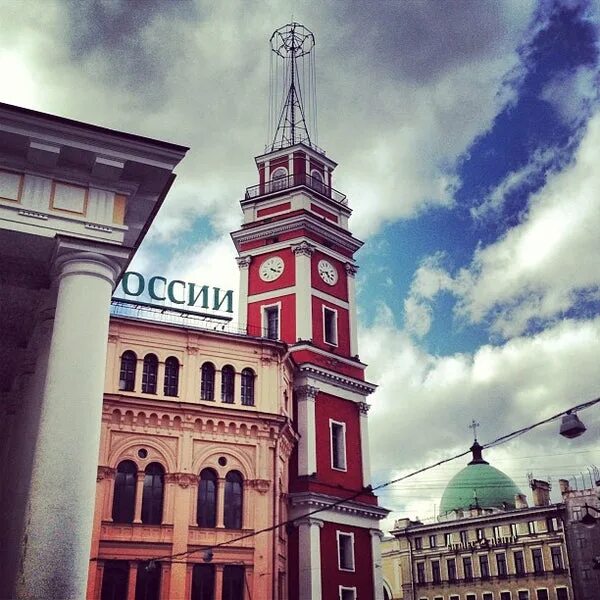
[[439, 442, 522, 515]]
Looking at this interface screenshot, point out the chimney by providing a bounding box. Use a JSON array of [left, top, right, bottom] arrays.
[[515, 493, 528, 509], [559, 479, 570, 495], [531, 479, 551, 507]]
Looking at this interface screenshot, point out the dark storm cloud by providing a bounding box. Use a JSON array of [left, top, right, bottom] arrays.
[[327, 0, 526, 85], [62, 0, 200, 105]]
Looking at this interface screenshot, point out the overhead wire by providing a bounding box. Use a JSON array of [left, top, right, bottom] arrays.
[[135, 396, 599, 566]]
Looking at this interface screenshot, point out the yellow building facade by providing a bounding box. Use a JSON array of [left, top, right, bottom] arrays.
[[87, 313, 297, 599]]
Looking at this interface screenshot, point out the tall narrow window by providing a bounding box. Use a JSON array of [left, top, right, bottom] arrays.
[[222, 565, 245, 600], [463, 556, 473, 580], [532, 548, 544, 573], [330, 420, 347, 470], [112, 460, 137, 523], [200, 362, 215, 401], [431, 560, 441, 583], [142, 354, 158, 394], [514, 550, 526, 575], [221, 365, 235, 403], [447, 558, 456, 582], [197, 468, 218, 527], [135, 562, 161, 600], [479, 554, 490, 578], [536, 590, 549, 600], [337, 531, 355, 571], [310, 169, 325, 194], [141, 463, 164, 525], [119, 351, 136, 391], [241, 368, 255, 406], [323, 306, 338, 345], [101, 560, 129, 600], [551, 546, 564, 570], [164, 356, 179, 396], [264, 305, 280, 340], [270, 167, 287, 192], [191, 564, 215, 600], [496, 552, 507, 576], [224, 470, 243, 529], [416, 562, 425, 583]]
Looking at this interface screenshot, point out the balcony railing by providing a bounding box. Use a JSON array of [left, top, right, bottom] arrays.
[[245, 173, 347, 205]]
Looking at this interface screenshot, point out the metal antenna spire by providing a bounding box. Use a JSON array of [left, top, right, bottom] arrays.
[[268, 22, 316, 152]]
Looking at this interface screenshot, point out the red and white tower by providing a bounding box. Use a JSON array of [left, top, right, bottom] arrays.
[[232, 23, 388, 600]]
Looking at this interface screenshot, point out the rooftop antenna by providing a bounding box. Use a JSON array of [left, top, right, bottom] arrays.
[[268, 22, 317, 152]]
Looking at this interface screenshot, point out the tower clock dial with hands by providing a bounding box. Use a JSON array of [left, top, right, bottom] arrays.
[[317, 259, 338, 285], [259, 256, 285, 282]]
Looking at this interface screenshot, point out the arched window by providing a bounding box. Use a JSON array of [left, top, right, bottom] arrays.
[[119, 351, 136, 391], [112, 460, 137, 523], [200, 362, 215, 401], [142, 354, 158, 394], [164, 356, 179, 396], [221, 365, 235, 404], [270, 167, 287, 192], [100, 560, 129, 600], [141, 463, 164, 525], [241, 368, 255, 406], [135, 561, 161, 600], [224, 470, 243, 529], [311, 169, 325, 194], [197, 468, 218, 528]]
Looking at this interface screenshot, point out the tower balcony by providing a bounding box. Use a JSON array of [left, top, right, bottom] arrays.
[[245, 172, 347, 205]]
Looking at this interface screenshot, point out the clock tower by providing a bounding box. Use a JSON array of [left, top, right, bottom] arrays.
[[231, 22, 388, 600]]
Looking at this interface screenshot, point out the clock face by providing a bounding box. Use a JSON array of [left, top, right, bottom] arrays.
[[318, 259, 338, 285], [259, 256, 285, 282]]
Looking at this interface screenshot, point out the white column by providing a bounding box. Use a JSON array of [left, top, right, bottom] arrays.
[[288, 152, 294, 179], [296, 517, 323, 600], [346, 263, 359, 357], [295, 385, 318, 476], [18, 250, 120, 600], [264, 160, 271, 193], [236, 256, 251, 332], [292, 242, 314, 342], [359, 401, 372, 488], [370, 528, 384, 600]]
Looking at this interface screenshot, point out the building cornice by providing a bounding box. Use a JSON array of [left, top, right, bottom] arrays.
[[289, 491, 390, 521], [296, 363, 377, 396]]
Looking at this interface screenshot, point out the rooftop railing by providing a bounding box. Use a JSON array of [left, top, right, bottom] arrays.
[[245, 172, 347, 205]]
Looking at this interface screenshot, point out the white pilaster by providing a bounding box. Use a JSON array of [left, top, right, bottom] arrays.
[[288, 152, 294, 178], [346, 263, 359, 357], [236, 256, 251, 332], [371, 528, 384, 600], [292, 242, 314, 342], [18, 250, 121, 600], [296, 517, 323, 600], [295, 385, 318, 476], [359, 402, 371, 488]]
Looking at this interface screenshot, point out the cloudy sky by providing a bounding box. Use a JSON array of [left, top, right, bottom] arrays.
[[3, 0, 599, 530]]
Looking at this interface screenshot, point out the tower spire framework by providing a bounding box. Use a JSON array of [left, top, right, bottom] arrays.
[[268, 22, 318, 152]]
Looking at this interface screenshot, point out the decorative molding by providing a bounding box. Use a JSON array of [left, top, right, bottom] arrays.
[[186, 346, 199, 355], [294, 384, 319, 401], [345, 263, 359, 277], [290, 492, 390, 521], [97, 466, 116, 482], [291, 241, 315, 257], [18, 208, 48, 220], [247, 479, 271, 494], [236, 256, 252, 269], [85, 222, 113, 233], [293, 516, 324, 528], [165, 472, 198, 488], [297, 365, 377, 396], [108, 334, 119, 343], [358, 402, 370, 415]]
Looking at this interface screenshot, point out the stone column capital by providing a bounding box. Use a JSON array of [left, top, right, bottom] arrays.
[[358, 401, 370, 415], [236, 256, 252, 269], [294, 516, 324, 529], [52, 250, 121, 287], [345, 263, 359, 277], [292, 241, 315, 257], [97, 466, 116, 482], [295, 384, 319, 401]]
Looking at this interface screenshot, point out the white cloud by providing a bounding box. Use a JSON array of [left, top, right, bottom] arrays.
[[361, 313, 600, 527]]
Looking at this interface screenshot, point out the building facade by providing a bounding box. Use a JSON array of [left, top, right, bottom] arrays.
[[559, 478, 600, 600], [87, 314, 296, 599], [0, 103, 187, 599], [382, 445, 574, 600]]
